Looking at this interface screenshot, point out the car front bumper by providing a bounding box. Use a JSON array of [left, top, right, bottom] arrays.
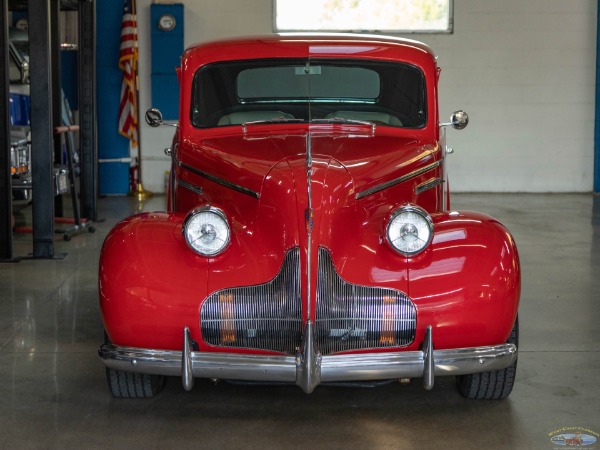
[[98, 322, 517, 394]]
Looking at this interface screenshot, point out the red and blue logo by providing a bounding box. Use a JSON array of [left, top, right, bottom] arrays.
[[549, 428, 598, 447]]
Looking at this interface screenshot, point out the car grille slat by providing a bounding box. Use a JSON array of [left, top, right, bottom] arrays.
[[315, 248, 416, 355], [200, 249, 302, 354]]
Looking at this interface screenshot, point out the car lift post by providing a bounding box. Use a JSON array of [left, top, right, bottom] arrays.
[[0, 0, 18, 262], [29, 0, 66, 259], [78, 0, 98, 222]]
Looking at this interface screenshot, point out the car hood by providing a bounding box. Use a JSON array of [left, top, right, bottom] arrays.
[[179, 126, 440, 295], [180, 125, 439, 200]]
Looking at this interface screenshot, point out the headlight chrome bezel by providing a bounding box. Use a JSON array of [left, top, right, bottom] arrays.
[[182, 206, 231, 257], [386, 205, 434, 257]]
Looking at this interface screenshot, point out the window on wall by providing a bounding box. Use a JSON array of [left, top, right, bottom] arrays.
[[274, 0, 453, 33]]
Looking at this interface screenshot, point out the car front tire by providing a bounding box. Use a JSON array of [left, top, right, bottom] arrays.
[[106, 368, 166, 398], [455, 316, 518, 400]]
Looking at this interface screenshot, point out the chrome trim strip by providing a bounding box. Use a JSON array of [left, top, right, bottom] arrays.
[[177, 178, 203, 196], [177, 159, 260, 199], [99, 339, 517, 391], [306, 132, 313, 319], [311, 118, 376, 135], [295, 321, 322, 394], [356, 161, 441, 200], [99, 344, 298, 381], [241, 118, 304, 133], [415, 177, 443, 195], [182, 327, 194, 391], [440, 127, 448, 211], [422, 325, 434, 390], [319, 344, 516, 381]]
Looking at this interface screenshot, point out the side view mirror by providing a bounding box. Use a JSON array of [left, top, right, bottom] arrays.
[[145, 108, 163, 127], [441, 110, 469, 130]]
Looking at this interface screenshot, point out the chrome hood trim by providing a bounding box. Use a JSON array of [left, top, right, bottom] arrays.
[[177, 159, 260, 199], [356, 160, 441, 199]]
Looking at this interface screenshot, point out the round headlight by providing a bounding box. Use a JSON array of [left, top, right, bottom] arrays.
[[386, 205, 433, 256], [183, 207, 230, 256]]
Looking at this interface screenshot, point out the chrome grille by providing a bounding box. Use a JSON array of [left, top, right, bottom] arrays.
[[200, 249, 302, 354], [315, 248, 416, 355]]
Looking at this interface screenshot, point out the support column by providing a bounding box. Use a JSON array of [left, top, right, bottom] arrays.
[[79, 0, 98, 220], [0, 0, 15, 261], [51, 0, 63, 217], [29, 0, 56, 258]]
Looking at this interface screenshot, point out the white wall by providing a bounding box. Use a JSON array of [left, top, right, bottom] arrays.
[[136, 0, 597, 193]]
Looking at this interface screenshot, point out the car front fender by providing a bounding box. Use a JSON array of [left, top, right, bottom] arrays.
[[99, 212, 209, 350], [408, 211, 521, 349]]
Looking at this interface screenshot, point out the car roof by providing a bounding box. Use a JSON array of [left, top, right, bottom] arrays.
[[182, 33, 437, 69]]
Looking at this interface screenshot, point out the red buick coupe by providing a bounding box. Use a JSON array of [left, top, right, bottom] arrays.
[[98, 34, 520, 399]]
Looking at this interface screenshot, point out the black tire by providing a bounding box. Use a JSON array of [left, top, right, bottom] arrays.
[[106, 368, 165, 398], [456, 316, 518, 400]]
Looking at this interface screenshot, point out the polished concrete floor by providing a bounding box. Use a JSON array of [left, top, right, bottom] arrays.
[[1, 193, 599, 449]]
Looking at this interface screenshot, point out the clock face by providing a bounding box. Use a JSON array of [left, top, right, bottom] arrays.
[[158, 14, 176, 31]]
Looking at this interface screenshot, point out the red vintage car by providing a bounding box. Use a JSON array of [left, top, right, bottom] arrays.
[[98, 34, 520, 399]]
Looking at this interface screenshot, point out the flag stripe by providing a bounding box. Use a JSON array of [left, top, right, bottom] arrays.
[[118, 0, 138, 147]]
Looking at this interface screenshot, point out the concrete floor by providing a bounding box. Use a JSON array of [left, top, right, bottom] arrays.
[[1, 193, 599, 449]]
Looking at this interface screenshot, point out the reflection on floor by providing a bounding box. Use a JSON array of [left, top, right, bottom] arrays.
[[1, 194, 599, 449]]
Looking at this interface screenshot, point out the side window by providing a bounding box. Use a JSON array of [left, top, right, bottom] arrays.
[[274, 0, 453, 33]]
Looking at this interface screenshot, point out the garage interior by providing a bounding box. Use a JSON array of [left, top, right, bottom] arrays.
[[1, 1, 599, 449]]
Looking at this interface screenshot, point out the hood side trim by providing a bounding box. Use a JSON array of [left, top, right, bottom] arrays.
[[355, 161, 440, 200], [178, 159, 260, 199], [177, 178, 204, 195]]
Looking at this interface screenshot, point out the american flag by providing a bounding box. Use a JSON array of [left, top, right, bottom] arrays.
[[118, 0, 138, 147]]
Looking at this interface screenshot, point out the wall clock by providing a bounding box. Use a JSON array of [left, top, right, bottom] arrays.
[[158, 14, 176, 31]]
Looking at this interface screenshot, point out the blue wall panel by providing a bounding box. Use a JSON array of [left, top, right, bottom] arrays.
[[99, 161, 130, 195], [150, 4, 183, 120], [96, 0, 131, 194]]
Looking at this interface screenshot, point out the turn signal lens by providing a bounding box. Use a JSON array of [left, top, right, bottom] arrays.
[[386, 205, 433, 256], [219, 293, 236, 344], [380, 295, 396, 345]]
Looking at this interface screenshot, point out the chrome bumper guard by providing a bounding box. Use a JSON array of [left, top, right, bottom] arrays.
[[98, 323, 517, 394]]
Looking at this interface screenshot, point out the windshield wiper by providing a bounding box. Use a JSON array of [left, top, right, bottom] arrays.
[[311, 117, 376, 135], [241, 117, 304, 132]]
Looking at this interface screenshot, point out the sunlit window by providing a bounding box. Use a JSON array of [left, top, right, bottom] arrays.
[[274, 0, 452, 33]]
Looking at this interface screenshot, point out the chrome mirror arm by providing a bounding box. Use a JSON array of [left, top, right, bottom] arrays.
[[145, 108, 179, 128], [440, 110, 469, 130]]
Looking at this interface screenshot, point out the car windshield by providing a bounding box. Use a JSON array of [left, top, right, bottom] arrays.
[[191, 58, 426, 129]]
